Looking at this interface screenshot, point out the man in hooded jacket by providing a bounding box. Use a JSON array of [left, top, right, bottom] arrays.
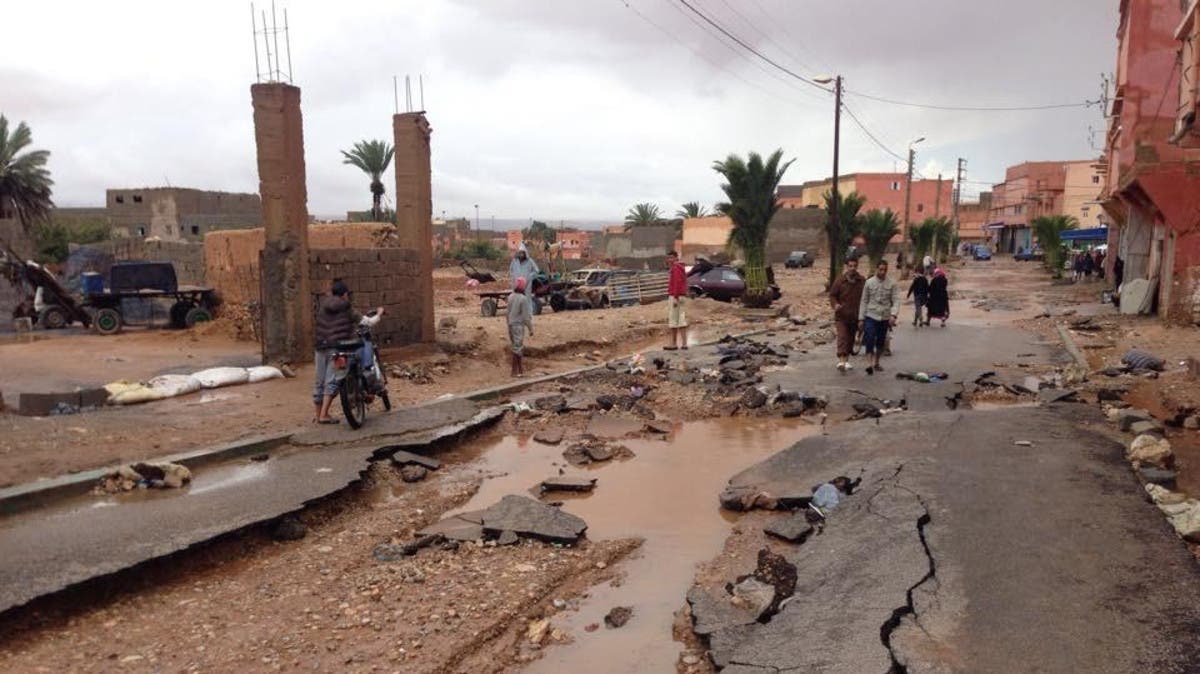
[[509, 243, 539, 296]]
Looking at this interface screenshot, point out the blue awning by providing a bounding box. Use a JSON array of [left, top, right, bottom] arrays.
[[1060, 227, 1108, 242]]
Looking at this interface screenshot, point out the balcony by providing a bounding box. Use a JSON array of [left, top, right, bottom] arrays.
[[1172, 0, 1200, 147]]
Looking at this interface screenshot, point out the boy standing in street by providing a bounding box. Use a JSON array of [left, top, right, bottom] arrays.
[[507, 277, 534, 377], [829, 255, 865, 372], [665, 250, 688, 350], [858, 260, 900, 375]]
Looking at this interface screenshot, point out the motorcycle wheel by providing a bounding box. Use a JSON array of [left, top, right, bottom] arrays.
[[340, 367, 366, 429]]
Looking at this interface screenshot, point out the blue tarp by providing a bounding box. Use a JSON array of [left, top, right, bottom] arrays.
[[1061, 227, 1108, 242]]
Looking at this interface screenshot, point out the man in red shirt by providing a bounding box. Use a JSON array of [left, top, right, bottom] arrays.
[[665, 250, 689, 350]]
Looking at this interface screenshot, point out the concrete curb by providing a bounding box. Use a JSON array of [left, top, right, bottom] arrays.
[[0, 326, 776, 515], [0, 433, 291, 516]]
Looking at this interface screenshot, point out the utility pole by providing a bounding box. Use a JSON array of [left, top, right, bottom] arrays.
[[953, 158, 966, 241], [474, 204, 479, 241], [902, 146, 916, 256], [934, 174, 943, 217], [827, 75, 843, 289]]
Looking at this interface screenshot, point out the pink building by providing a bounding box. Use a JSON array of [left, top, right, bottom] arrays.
[[555, 229, 592, 260], [505, 230, 524, 253]]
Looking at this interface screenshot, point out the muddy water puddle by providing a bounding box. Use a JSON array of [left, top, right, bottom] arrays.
[[446, 418, 818, 673]]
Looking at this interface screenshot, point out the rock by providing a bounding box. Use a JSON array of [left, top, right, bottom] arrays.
[[565, 395, 596, 412], [479, 495, 588, 544], [604, 606, 633, 629], [271, 515, 308, 541], [1147, 483, 1189, 506], [418, 510, 486, 542], [1127, 434, 1172, 468], [596, 394, 617, 410], [585, 415, 645, 439], [686, 587, 757, 636], [534, 394, 568, 412], [586, 443, 615, 461], [743, 548, 797, 617], [682, 653, 702, 666], [1096, 388, 1126, 402], [740, 387, 768, 410], [1118, 408, 1155, 432], [1139, 467, 1178, 489], [533, 429, 565, 445], [1129, 419, 1165, 436], [1185, 416, 1200, 430], [1038, 388, 1078, 404], [721, 359, 747, 371], [400, 465, 429, 483], [1162, 501, 1200, 542], [719, 486, 780, 512], [645, 420, 672, 434], [763, 512, 813, 544], [729, 578, 775, 621], [438, 316, 458, 331], [540, 476, 597, 493], [388, 450, 441, 471], [496, 530, 519, 546], [668, 371, 697, 385], [527, 618, 550, 644]]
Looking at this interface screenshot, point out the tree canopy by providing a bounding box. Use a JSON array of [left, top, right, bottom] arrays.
[[624, 202, 663, 229], [675, 201, 709, 219], [523, 220, 557, 245], [340, 140, 395, 221], [822, 190, 867, 286], [0, 115, 54, 236], [1032, 214, 1078, 278], [713, 149, 793, 300], [859, 209, 900, 267]]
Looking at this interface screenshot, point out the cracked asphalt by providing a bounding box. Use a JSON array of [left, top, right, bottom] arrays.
[[692, 278, 1200, 672]]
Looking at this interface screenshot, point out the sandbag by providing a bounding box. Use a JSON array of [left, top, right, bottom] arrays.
[[109, 384, 168, 405], [147, 374, 203, 398], [246, 365, 285, 383], [193, 366, 250, 388]]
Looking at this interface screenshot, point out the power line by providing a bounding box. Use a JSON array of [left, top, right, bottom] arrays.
[[710, 0, 823, 76], [841, 102, 906, 163], [845, 89, 1098, 112]]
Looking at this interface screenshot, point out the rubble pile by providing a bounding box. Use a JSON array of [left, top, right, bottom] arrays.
[[94, 461, 192, 493]]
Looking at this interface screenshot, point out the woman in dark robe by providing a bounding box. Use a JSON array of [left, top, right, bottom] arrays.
[[927, 267, 950, 327]]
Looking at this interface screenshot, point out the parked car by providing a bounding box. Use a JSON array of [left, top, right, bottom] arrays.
[[1014, 246, 1044, 262], [972, 245, 993, 261], [688, 266, 781, 302], [784, 251, 815, 268]]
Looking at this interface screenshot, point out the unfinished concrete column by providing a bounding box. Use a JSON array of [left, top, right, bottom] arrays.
[[393, 112, 435, 343], [252, 83, 312, 363]]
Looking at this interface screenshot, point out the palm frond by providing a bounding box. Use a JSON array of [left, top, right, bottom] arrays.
[[0, 116, 55, 233]]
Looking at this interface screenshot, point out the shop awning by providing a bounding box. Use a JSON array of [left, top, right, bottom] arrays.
[[1060, 227, 1108, 242]]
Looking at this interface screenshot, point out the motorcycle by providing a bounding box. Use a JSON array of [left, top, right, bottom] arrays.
[[330, 313, 391, 429]]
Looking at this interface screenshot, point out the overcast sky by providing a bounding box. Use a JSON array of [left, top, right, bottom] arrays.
[[4, 0, 1114, 225]]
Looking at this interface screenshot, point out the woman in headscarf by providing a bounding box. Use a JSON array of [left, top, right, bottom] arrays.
[[927, 267, 950, 328]]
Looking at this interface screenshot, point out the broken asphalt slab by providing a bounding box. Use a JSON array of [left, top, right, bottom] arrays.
[[0, 399, 502, 614], [695, 404, 1200, 672], [479, 495, 588, 544]]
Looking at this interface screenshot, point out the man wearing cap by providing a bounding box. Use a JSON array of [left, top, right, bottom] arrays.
[[313, 279, 384, 424], [506, 276, 535, 376]]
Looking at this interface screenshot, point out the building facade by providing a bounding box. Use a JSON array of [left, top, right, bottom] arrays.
[[779, 173, 956, 222], [106, 188, 261, 241], [1101, 0, 1200, 323], [956, 193, 993, 243], [986, 160, 1104, 254], [554, 229, 592, 259]]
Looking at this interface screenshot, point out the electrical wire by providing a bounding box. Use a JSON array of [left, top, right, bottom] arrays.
[[841, 102, 906, 163], [844, 90, 1098, 112]]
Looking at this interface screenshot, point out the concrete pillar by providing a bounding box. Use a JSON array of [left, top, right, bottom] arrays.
[[392, 112, 435, 342], [251, 83, 312, 363]]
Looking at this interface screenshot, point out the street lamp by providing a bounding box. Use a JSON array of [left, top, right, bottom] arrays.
[[474, 204, 480, 241], [814, 75, 843, 289]]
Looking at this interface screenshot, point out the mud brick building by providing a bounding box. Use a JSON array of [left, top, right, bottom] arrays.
[[106, 188, 261, 242]]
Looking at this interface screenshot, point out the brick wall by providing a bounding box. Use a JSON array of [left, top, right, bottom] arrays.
[[310, 248, 423, 346], [69, 239, 205, 287]]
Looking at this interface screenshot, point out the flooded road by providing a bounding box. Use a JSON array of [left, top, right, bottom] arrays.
[[447, 418, 819, 673]]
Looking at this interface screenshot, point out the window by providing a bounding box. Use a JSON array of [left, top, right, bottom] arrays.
[[115, 195, 125, 204], [136, 226, 146, 237], [191, 225, 200, 236], [917, 204, 924, 213], [1092, 175, 1100, 184], [133, 195, 143, 203], [890, 181, 901, 191]]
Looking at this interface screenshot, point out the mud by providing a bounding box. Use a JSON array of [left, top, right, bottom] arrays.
[[445, 418, 818, 672]]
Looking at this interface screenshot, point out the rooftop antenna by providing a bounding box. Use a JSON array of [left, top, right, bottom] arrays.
[[419, 75, 425, 111], [393, 75, 399, 114], [405, 75, 413, 112], [250, 2, 293, 83]]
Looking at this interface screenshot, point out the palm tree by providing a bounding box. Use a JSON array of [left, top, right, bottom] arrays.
[[0, 116, 54, 242], [675, 201, 709, 219], [860, 209, 901, 267], [821, 190, 867, 287], [713, 149, 794, 305], [340, 140, 395, 221], [923, 216, 954, 263], [1032, 214, 1078, 278], [624, 202, 663, 229]]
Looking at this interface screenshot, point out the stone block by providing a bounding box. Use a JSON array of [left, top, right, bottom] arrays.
[[79, 388, 110, 409], [18, 391, 81, 417]]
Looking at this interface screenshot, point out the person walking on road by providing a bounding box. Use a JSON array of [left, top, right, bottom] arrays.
[[907, 266, 930, 327], [829, 256, 866, 372], [927, 267, 950, 328], [313, 280, 384, 424], [664, 250, 689, 350], [508, 243, 539, 296], [858, 260, 900, 375], [506, 277, 534, 377]]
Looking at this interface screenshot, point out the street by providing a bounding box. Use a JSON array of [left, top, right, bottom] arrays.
[[2, 259, 1198, 673]]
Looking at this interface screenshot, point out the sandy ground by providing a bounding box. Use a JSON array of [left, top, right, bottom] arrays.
[[0, 266, 830, 488]]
